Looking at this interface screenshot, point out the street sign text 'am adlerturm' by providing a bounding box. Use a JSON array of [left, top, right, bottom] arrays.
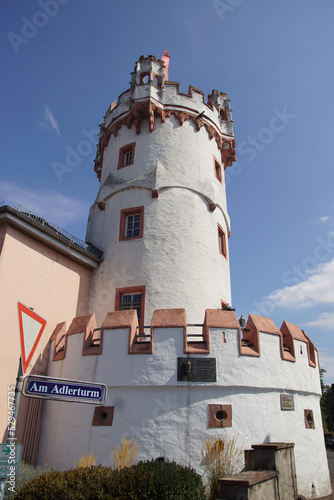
[[23, 375, 107, 405]]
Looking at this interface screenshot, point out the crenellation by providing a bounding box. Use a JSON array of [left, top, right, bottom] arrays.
[[50, 309, 320, 393]]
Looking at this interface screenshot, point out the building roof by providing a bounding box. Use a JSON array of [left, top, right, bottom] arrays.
[[0, 203, 103, 269]]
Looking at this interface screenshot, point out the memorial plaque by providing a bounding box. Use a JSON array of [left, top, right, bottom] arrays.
[[177, 357, 216, 382], [280, 394, 295, 411]]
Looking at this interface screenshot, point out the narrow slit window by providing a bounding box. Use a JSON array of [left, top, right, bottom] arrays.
[[213, 156, 222, 184], [218, 224, 227, 258]]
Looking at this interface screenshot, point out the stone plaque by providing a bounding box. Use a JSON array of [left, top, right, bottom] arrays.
[[280, 394, 295, 411], [177, 357, 216, 382]]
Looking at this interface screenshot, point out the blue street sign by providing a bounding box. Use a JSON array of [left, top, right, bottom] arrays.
[[22, 375, 107, 405]]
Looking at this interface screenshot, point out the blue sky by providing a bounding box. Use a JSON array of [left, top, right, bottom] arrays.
[[1, 0, 334, 383]]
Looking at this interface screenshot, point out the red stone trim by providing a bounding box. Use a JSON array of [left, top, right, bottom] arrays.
[[104, 308, 150, 354], [204, 309, 240, 329], [240, 314, 280, 358], [52, 322, 67, 361], [280, 321, 296, 362], [52, 315, 101, 360], [114, 285, 146, 328], [209, 404, 232, 428], [92, 406, 114, 426], [117, 142, 136, 170], [97, 202, 106, 211], [152, 189, 159, 198], [95, 99, 237, 179], [279, 321, 317, 366], [150, 309, 190, 354], [119, 206, 144, 241], [209, 203, 217, 212], [49, 309, 320, 365], [302, 330, 317, 367], [71, 314, 100, 357], [151, 308, 186, 328]]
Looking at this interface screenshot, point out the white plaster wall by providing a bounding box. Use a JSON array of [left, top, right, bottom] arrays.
[[87, 116, 231, 325], [39, 326, 331, 497]]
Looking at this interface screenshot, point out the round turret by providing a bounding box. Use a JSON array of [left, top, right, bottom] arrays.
[[86, 55, 237, 325]]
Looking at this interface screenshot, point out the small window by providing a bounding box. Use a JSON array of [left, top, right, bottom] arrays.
[[119, 207, 144, 241], [153, 73, 162, 88], [220, 108, 227, 121], [115, 286, 145, 326], [117, 143, 135, 170], [140, 72, 150, 85], [214, 157, 222, 183], [218, 224, 227, 258], [126, 213, 141, 238]]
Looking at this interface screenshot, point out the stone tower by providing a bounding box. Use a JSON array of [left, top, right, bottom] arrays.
[[37, 55, 331, 498], [86, 54, 236, 325]]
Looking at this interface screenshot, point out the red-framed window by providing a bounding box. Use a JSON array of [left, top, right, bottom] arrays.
[[214, 156, 222, 184], [218, 224, 227, 258], [115, 286, 145, 326], [117, 143, 136, 170], [119, 206, 144, 241]]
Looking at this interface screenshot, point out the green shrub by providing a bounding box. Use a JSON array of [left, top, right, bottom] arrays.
[[4, 462, 53, 499], [139, 459, 206, 500], [12, 460, 205, 499]]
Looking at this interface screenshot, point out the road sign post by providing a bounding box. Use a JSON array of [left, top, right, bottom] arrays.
[[0, 359, 23, 500]]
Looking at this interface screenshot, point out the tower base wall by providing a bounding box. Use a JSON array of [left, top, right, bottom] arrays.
[[37, 309, 332, 498]]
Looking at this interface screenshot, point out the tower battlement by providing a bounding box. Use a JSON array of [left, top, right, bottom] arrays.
[[50, 309, 320, 395], [94, 56, 235, 181]]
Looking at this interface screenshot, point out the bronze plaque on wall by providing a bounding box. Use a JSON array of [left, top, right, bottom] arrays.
[[177, 357, 216, 382], [280, 394, 295, 411]]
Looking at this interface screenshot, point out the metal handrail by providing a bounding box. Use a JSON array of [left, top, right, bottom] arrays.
[[0, 201, 103, 259]]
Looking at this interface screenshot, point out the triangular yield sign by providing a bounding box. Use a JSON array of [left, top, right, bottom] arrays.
[[18, 302, 47, 374]]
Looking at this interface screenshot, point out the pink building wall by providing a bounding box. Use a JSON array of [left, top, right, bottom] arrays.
[[0, 223, 92, 447]]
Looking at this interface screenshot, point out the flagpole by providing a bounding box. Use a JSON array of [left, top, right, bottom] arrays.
[[0, 358, 23, 500]]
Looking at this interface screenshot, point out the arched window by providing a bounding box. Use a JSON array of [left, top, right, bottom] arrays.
[[140, 72, 150, 85], [220, 108, 227, 121]]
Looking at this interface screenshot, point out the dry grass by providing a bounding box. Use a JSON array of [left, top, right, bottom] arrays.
[[111, 437, 139, 471], [75, 450, 97, 468], [200, 435, 243, 500]]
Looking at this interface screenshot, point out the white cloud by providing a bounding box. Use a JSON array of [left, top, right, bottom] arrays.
[[318, 216, 330, 223], [40, 106, 61, 136], [317, 349, 334, 381], [0, 181, 89, 228], [265, 259, 334, 308], [303, 311, 334, 330]]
